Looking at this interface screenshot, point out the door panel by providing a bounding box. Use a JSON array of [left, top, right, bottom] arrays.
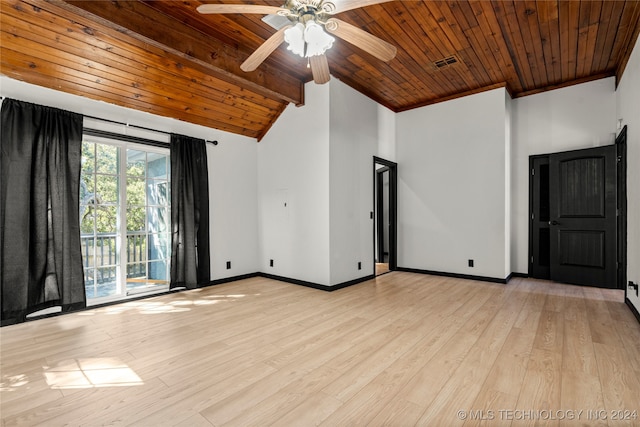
[[558, 230, 605, 268], [558, 157, 606, 217], [549, 145, 617, 288]]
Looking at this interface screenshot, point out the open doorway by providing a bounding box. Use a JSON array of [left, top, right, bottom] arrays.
[[374, 157, 397, 276]]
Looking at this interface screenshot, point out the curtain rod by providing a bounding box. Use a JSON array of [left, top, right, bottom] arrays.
[[0, 97, 218, 145], [84, 114, 219, 145]]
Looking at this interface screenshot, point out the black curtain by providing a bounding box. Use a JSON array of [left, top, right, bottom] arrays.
[[170, 134, 210, 289], [1, 99, 85, 325]]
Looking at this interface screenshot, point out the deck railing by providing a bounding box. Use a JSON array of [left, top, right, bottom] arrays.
[[81, 232, 147, 285]]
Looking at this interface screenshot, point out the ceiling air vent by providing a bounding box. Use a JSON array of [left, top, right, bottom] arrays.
[[432, 55, 460, 70], [262, 14, 291, 30]]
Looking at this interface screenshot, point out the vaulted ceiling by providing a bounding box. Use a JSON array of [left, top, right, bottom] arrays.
[[2, 0, 639, 140]]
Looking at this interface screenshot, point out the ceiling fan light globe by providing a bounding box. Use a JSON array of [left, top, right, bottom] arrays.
[[304, 21, 335, 57], [284, 23, 306, 57]]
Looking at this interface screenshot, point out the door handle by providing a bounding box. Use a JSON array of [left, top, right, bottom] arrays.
[[548, 220, 560, 226]]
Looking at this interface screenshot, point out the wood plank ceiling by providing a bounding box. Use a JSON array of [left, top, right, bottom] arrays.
[[2, 0, 639, 140]]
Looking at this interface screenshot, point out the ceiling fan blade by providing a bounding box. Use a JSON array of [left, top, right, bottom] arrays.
[[328, 0, 394, 14], [309, 54, 331, 84], [197, 4, 286, 15], [240, 25, 292, 72], [325, 18, 397, 62]]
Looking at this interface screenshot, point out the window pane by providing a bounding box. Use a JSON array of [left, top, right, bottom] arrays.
[[147, 180, 169, 206], [80, 175, 95, 205], [127, 177, 145, 206], [95, 267, 117, 297], [84, 268, 96, 298], [81, 142, 95, 175], [148, 208, 169, 233], [96, 206, 118, 233], [148, 260, 168, 281], [127, 149, 146, 176], [148, 233, 169, 260], [147, 154, 168, 179], [127, 207, 146, 232], [95, 175, 119, 205], [126, 234, 147, 263], [81, 236, 95, 268], [80, 208, 95, 234], [97, 144, 119, 174], [95, 236, 118, 266], [127, 262, 146, 280]]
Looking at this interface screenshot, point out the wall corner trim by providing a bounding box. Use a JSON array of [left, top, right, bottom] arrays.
[[509, 272, 529, 280], [625, 298, 640, 325], [396, 267, 513, 284], [258, 273, 374, 292], [209, 273, 260, 286]]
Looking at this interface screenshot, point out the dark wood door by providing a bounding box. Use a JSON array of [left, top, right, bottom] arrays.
[[548, 145, 617, 288]]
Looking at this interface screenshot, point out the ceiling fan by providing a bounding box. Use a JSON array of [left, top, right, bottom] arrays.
[[197, 0, 397, 84]]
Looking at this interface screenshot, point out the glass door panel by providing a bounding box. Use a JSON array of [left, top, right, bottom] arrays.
[[80, 140, 121, 299], [125, 148, 171, 294], [81, 138, 170, 303]]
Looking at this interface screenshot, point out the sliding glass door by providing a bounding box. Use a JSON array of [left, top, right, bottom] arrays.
[[80, 136, 170, 303]]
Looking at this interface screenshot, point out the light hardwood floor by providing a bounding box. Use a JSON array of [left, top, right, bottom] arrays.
[[1, 272, 640, 426], [375, 263, 390, 276]]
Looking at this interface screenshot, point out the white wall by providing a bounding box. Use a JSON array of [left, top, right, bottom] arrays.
[[208, 140, 259, 280], [257, 79, 381, 287], [257, 82, 331, 285], [396, 88, 510, 280], [617, 35, 640, 313], [377, 104, 397, 162], [0, 76, 260, 280], [5, 62, 636, 303], [329, 79, 378, 284], [510, 78, 617, 274]]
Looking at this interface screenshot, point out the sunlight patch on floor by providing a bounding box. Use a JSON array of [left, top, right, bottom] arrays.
[[0, 374, 29, 391], [43, 358, 143, 389], [78, 292, 258, 316]]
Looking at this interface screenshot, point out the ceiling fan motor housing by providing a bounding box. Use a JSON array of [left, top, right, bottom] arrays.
[[284, 0, 334, 25]]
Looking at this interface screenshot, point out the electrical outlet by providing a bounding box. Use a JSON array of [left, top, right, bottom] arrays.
[[468, 259, 474, 268], [270, 259, 274, 267], [358, 262, 362, 270], [226, 261, 231, 270], [629, 281, 639, 297]]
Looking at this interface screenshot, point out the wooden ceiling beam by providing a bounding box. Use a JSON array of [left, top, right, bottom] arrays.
[[60, 0, 304, 106]]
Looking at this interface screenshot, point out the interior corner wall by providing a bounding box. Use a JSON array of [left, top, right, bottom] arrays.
[[616, 35, 640, 313], [329, 79, 378, 285], [257, 82, 331, 286], [505, 91, 513, 278], [510, 77, 617, 274], [396, 88, 509, 280]]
